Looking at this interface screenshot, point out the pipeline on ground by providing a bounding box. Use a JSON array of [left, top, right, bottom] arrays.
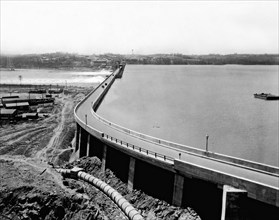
[[56, 167, 144, 220]]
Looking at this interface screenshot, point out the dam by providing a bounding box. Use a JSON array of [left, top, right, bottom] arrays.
[[74, 65, 279, 220]]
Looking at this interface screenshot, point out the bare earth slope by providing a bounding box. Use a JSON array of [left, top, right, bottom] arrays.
[[0, 86, 200, 220]]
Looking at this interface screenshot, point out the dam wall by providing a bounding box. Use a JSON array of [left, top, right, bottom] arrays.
[[74, 65, 279, 220], [76, 125, 279, 220]]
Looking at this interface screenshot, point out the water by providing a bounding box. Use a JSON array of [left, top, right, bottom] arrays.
[[97, 65, 279, 167], [0, 69, 110, 87]]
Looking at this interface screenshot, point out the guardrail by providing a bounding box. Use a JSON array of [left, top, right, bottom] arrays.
[[93, 110, 279, 175], [74, 68, 120, 137], [102, 133, 174, 163], [74, 69, 118, 114]]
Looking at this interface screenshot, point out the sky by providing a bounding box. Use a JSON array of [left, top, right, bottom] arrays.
[[0, 0, 278, 55]]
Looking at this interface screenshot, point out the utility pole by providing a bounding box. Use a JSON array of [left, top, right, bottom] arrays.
[[206, 134, 209, 152], [19, 75, 22, 86]]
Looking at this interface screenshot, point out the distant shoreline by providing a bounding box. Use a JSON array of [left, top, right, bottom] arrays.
[[1, 53, 278, 67], [0, 67, 108, 72], [1, 63, 278, 73]]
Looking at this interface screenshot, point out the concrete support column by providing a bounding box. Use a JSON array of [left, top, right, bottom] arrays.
[[128, 157, 136, 191], [101, 144, 107, 172], [75, 124, 80, 152], [172, 174, 184, 206], [79, 128, 88, 158], [221, 185, 247, 220], [78, 125, 82, 152], [88, 135, 95, 157], [86, 134, 91, 157]]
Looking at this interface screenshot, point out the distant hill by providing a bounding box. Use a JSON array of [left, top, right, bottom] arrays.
[[123, 54, 279, 65], [0, 53, 278, 69]]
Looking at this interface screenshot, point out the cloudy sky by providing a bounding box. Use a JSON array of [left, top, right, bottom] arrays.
[[1, 0, 278, 55]]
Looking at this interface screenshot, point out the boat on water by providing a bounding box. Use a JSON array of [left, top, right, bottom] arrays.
[[254, 93, 279, 100]]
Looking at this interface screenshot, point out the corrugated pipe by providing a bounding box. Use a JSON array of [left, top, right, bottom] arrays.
[[57, 167, 144, 220]]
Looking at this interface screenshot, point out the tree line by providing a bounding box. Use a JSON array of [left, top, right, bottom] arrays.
[[1, 53, 278, 69]]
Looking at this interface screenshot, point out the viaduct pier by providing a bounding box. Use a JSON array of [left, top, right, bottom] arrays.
[[74, 65, 279, 220]]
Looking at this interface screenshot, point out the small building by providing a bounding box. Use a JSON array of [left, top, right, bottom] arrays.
[[29, 89, 47, 94], [22, 112, 38, 119], [91, 59, 108, 67], [48, 88, 63, 94], [5, 102, 30, 111], [1, 98, 29, 104], [0, 109, 17, 120], [1, 95, 19, 100]]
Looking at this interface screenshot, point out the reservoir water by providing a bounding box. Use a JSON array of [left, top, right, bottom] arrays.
[[97, 65, 279, 167]]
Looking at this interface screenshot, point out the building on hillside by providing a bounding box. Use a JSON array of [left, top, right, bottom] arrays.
[[1, 96, 20, 100], [1, 98, 29, 104], [5, 102, 30, 111], [91, 59, 108, 67], [22, 112, 38, 119], [48, 88, 63, 94], [0, 109, 17, 120]]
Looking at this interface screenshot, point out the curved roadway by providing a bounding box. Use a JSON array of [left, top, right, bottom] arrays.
[[75, 68, 279, 192]]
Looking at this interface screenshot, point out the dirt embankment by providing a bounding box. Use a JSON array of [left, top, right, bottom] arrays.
[[0, 156, 201, 220], [0, 86, 93, 219], [64, 157, 201, 220], [0, 86, 201, 220]]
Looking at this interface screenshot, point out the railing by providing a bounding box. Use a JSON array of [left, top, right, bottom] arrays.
[[93, 110, 279, 175], [102, 133, 174, 163], [73, 68, 120, 137]]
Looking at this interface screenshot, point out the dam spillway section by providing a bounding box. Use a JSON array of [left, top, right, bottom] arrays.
[[74, 65, 279, 220]]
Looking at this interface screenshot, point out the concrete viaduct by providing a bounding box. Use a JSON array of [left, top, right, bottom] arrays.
[[74, 65, 279, 219]]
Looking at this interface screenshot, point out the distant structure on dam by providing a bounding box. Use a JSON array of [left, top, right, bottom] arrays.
[[74, 64, 279, 220]]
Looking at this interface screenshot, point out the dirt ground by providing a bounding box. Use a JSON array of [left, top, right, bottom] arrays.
[[0, 85, 93, 219], [0, 85, 201, 220]]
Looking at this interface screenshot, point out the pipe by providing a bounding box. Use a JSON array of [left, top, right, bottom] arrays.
[[57, 168, 143, 220]]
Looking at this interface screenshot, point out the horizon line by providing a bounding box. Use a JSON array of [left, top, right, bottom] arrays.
[[1, 52, 279, 57]]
